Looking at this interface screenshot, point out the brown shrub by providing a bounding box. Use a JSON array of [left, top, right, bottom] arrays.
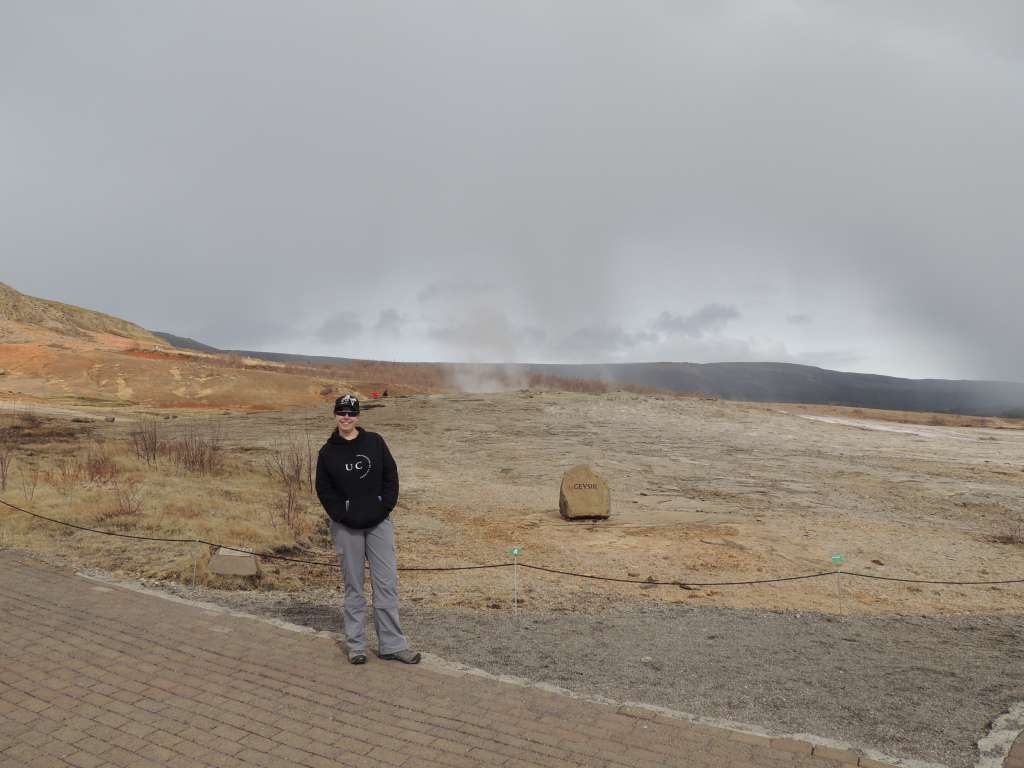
[[81, 446, 119, 485], [264, 439, 306, 488], [992, 520, 1024, 546], [18, 466, 40, 503], [49, 457, 83, 497], [165, 427, 224, 475], [0, 443, 11, 492], [129, 419, 161, 465], [264, 434, 318, 536], [271, 481, 305, 536], [92, 478, 144, 529], [113, 478, 144, 518]]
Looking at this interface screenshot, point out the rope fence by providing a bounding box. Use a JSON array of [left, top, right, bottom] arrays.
[[2, 495, 1023, 587]]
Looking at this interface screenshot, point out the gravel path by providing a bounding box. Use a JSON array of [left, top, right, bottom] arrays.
[[169, 585, 1023, 768]]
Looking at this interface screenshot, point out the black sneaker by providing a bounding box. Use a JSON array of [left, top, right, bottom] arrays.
[[348, 651, 367, 665], [379, 649, 421, 664]]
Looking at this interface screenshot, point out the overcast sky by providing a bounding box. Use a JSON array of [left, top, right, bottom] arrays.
[[2, 2, 1022, 381]]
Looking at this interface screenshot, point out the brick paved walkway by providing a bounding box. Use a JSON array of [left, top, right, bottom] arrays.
[[0, 551, 893, 768]]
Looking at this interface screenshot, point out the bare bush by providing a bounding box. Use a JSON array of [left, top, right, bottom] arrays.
[[272, 480, 304, 534], [129, 419, 161, 465], [112, 479, 144, 519], [18, 466, 40, 503], [81, 446, 119, 485], [14, 407, 42, 430], [264, 438, 306, 488], [305, 431, 315, 493], [0, 443, 12, 492], [264, 436, 312, 535], [49, 457, 83, 497], [166, 426, 224, 475], [993, 520, 1024, 546]]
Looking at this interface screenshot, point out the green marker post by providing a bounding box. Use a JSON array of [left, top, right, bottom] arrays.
[[510, 547, 522, 618]]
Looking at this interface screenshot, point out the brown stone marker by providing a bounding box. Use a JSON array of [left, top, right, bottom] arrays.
[[559, 465, 611, 520]]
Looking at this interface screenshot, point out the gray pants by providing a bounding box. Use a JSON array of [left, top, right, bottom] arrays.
[[329, 518, 409, 655]]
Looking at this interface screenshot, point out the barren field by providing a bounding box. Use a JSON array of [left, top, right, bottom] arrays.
[[3, 391, 1024, 766], [4, 391, 1024, 614], [363, 392, 1024, 616]]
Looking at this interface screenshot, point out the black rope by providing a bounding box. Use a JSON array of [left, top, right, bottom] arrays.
[[519, 563, 841, 586], [3, 496, 1024, 586], [3, 500, 200, 543], [0, 497, 506, 569]]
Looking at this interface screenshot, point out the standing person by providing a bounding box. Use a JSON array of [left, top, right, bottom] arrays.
[[315, 394, 420, 665]]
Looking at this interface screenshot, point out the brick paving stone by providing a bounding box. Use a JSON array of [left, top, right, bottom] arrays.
[[0, 551, 913, 768], [64, 751, 105, 768]]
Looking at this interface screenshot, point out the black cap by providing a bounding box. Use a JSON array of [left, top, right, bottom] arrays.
[[333, 394, 360, 415]]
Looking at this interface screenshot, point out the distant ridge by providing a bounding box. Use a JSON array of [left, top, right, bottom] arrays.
[[153, 331, 1024, 417], [523, 361, 1024, 418], [150, 331, 221, 353], [151, 332, 357, 366]]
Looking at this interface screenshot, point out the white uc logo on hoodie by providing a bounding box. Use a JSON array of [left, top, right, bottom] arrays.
[[345, 454, 372, 479]]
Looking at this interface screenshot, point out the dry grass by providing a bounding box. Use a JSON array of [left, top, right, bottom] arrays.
[[0, 413, 332, 590]]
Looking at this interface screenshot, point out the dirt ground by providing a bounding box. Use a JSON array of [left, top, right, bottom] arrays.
[[197, 390, 1024, 616], [5, 390, 1023, 614]]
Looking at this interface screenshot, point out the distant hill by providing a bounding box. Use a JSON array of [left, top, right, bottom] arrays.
[[0, 282, 166, 345], [152, 331, 1024, 417], [150, 333, 356, 365], [151, 331, 220, 353], [522, 361, 1024, 418]]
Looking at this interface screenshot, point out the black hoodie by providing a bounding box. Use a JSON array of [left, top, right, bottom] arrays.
[[315, 427, 399, 529]]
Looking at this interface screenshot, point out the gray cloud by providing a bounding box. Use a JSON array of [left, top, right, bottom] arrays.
[[374, 309, 404, 337], [786, 314, 812, 326], [317, 311, 363, 342], [417, 281, 496, 303], [552, 326, 659, 361], [653, 304, 740, 338], [1, 2, 1022, 380]]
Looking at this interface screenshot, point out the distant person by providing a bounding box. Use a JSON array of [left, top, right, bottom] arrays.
[[382, 388, 388, 398], [315, 394, 420, 665]]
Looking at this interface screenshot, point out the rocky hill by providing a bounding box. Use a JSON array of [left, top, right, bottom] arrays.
[[0, 282, 166, 345], [0, 283, 357, 410]]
